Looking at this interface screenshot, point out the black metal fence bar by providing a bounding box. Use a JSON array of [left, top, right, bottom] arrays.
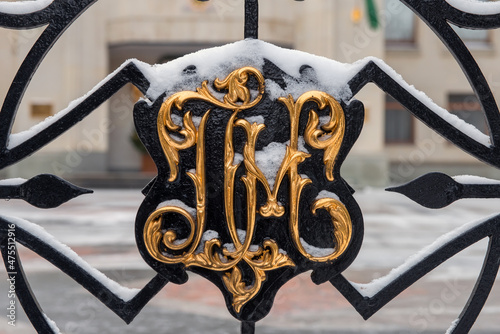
[[245, 0, 259, 39], [0, 1, 499, 333]]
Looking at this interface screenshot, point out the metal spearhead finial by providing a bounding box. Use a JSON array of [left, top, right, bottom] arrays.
[[387, 172, 500, 209], [387, 173, 462, 209], [0, 174, 92, 209]]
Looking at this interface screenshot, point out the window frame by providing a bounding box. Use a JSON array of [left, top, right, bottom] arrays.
[[452, 25, 491, 47], [384, 95, 415, 145], [448, 93, 489, 136], [384, 0, 418, 47]]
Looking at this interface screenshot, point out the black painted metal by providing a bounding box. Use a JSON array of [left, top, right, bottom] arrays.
[[133, 62, 365, 322], [0, 218, 169, 325], [245, 0, 259, 39], [241, 321, 256, 334], [0, 174, 92, 209], [388, 172, 500, 209], [0, 1, 498, 333]]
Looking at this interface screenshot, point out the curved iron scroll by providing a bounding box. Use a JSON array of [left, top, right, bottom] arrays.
[[0, 1, 500, 334], [331, 215, 500, 333], [0, 216, 169, 331]]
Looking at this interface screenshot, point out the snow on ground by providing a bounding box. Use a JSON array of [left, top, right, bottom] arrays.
[[0, 188, 499, 333], [0, 186, 498, 284], [0, 187, 496, 271]]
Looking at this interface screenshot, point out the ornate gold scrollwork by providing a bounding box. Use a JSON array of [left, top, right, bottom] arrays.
[[279, 92, 352, 262], [144, 111, 210, 264], [310, 198, 352, 261], [157, 67, 265, 182], [280, 91, 345, 182], [144, 67, 353, 314]]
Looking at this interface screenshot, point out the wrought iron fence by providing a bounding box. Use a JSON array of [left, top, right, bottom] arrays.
[[0, 0, 499, 333]]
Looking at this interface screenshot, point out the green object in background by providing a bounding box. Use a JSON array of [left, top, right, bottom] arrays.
[[365, 0, 379, 30]]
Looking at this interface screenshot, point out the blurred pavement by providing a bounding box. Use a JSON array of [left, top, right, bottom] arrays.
[[0, 188, 499, 333]]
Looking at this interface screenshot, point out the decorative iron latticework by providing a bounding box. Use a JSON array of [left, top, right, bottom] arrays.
[[0, 1, 499, 334]]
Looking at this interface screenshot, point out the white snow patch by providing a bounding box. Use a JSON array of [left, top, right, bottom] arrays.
[[348, 57, 491, 147], [202, 230, 219, 242], [0, 0, 53, 14], [156, 199, 196, 217], [0, 178, 26, 186], [453, 175, 500, 185], [237, 229, 246, 244], [255, 142, 287, 189], [223, 242, 287, 255], [300, 237, 335, 257], [319, 116, 331, 126], [170, 133, 184, 141], [43, 314, 61, 333], [173, 238, 188, 246], [223, 242, 260, 253], [251, 138, 308, 186], [445, 319, 460, 334], [234, 153, 244, 165], [249, 245, 259, 252], [297, 136, 309, 154], [196, 230, 219, 253], [170, 114, 183, 127], [316, 190, 341, 201], [136, 39, 353, 102], [7, 60, 140, 149], [352, 215, 495, 298], [191, 115, 202, 127], [167, 113, 199, 129], [245, 116, 265, 124], [445, 0, 500, 15], [8, 39, 490, 153], [3, 215, 139, 301], [223, 243, 237, 253]]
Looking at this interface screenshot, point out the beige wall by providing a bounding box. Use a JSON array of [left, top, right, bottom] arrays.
[[384, 2, 500, 181], [5, 1, 110, 177], [2, 0, 498, 185], [105, 0, 294, 46], [0, 0, 388, 184]]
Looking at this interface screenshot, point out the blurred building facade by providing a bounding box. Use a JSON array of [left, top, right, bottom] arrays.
[[1, 0, 499, 187]]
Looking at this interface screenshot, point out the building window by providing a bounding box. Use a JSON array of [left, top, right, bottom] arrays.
[[30, 103, 53, 118], [385, 0, 416, 45], [452, 0, 489, 44], [453, 27, 489, 43], [449, 94, 489, 134], [385, 95, 414, 144]]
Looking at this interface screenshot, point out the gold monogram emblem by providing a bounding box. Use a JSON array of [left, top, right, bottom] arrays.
[[143, 67, 353, 313]]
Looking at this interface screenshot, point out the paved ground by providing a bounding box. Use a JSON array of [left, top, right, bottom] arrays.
[[0, 188, 499, 333]]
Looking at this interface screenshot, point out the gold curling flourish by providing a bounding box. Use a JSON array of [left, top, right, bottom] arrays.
[[144, 68, 353, 314], [279, 91, 352, 262], [146, 67, 293, 314], [157, 66, 265, 182]]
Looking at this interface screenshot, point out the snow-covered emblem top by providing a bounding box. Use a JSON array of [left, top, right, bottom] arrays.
[[134, 57, 364, 320]]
